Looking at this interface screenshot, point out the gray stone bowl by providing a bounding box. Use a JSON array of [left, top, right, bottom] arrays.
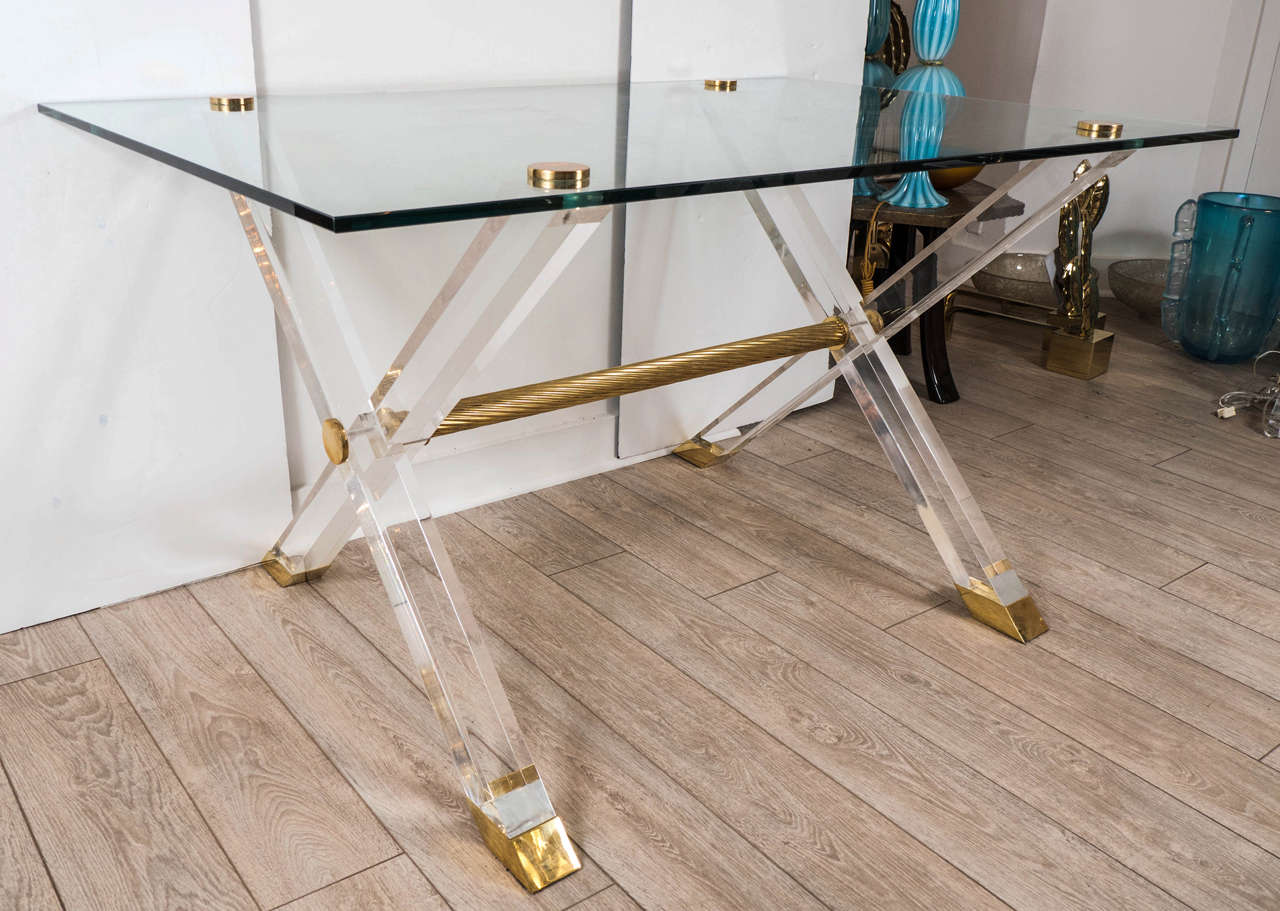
[[971, 252, 1057, 308], [1108, 258, 1168, 321]]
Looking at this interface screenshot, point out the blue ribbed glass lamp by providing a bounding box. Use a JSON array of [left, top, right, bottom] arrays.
[[852, 58, 897, 198], [865, 0, 892, 55], [879, 0, 964, 208]]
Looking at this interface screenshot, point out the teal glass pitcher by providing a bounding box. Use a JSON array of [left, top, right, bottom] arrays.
[[1161, 192, 1280, 363]]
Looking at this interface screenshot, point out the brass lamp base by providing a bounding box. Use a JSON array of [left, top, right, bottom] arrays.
[[468, 804, 581, 893], [1041, 328, 1114, 380], [956, 578, 1048, 643], [261, 551, 329, 587]]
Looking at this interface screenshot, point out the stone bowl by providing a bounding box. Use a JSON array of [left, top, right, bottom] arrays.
[[1108, 258, 1167, 321], [971, 252, 1058, 308]]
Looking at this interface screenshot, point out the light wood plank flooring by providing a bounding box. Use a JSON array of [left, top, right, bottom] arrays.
[[3, 302, 1279, 910]]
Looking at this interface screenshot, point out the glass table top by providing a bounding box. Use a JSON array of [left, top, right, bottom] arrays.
[[40, 78, 1237, 233]]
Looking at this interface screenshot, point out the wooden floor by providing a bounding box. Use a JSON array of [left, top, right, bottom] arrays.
[[3, 303, 1279, 910]]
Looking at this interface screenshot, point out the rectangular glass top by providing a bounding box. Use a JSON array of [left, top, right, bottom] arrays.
[[40, 78, 1236, 233]]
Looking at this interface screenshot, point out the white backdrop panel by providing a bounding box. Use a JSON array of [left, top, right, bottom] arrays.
[[620, 0, 866, 458], [0, 2, 290, 632]]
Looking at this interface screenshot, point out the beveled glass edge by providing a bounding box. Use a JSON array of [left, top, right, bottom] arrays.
[[38, 103, 339, 231], [38, 101, 1237, 233]]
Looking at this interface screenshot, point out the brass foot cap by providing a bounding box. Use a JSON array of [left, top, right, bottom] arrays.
[[956, 579, 1048, 643], [469, 804, 581, 893], [673, 438, 729, 468], [704, 78, 738, 91], [261, 552, 329, 587]]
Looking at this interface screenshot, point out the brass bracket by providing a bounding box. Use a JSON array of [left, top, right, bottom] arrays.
[[322, 418, 349, 465], [956, 578, 1048, 643]]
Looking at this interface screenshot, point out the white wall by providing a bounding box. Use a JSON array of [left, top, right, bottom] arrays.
[[1246, 33, 1280, 195], [0, 2, 292, 634]]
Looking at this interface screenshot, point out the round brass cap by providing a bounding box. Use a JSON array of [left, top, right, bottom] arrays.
[[1076, 120, 1122, 138], [704, 78, 738, 92], [527, 161, 590, 190], [210, 95, 255, 112], [321, 418, 349, 465]]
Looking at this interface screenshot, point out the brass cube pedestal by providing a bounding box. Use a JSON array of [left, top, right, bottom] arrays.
[[1041, 328, 1114, 380]]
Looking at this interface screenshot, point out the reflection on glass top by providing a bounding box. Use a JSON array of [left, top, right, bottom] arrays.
[[40, 78, 1236, 232]]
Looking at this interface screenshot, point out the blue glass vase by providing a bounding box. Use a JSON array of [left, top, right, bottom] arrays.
[[1161, 192, 1280, 362], [879, 64, 966, 209]]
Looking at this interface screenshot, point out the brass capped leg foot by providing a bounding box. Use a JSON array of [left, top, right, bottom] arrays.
[[673, 438, 729, 468], [260, 551, 329, 587], [468, 803, 581, 892], [956, 578, 1048, 643]]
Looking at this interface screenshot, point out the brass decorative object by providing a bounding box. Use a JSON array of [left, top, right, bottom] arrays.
[[703, 78, 738, 91], [322, 417, 349, 465], [882, 2, 913, 75], [209, 95, 255, 112], [1043, 159, 1114, 379], [1076, 119, 1123, 138], [526, 162, 590, 190], [408, 316, 851, 443]]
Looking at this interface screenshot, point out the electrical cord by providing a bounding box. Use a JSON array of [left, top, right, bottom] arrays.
[[1218, 349, 1280, 438]]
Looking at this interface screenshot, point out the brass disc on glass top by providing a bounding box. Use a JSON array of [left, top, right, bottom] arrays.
[[527, 161, 590, 190], [209, 95, 255, 112], [703, 78, 738, 91], [1076, 120, 1123, 138]]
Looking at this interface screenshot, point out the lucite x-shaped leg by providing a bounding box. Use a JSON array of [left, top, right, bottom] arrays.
[[233, 194, 606, 892], [679, 152, 1134, 642]]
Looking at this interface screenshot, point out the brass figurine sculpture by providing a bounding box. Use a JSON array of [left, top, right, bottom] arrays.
[[1042, 159, 1116, 379]]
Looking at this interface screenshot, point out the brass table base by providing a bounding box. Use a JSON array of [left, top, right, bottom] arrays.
[[1042, 328, 1115, 380], [956, 578, 1048, 643]]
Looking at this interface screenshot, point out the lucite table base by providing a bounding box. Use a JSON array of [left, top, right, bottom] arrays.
[[234, 151, 1131, 892]]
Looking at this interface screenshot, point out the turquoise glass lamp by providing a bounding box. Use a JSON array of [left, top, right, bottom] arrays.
[[880, 0, 965, 209]]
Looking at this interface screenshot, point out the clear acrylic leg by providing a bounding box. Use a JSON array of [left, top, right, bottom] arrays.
[[707, 161, 1136, 642], [232, 193, 589, 891]]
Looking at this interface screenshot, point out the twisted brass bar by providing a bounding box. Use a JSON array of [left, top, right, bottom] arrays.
[[419, 316, 849, 441]]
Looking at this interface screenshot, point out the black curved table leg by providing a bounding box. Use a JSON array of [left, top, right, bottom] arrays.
[[918, 227, 959, 404], [886, 226, 914, 357]]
